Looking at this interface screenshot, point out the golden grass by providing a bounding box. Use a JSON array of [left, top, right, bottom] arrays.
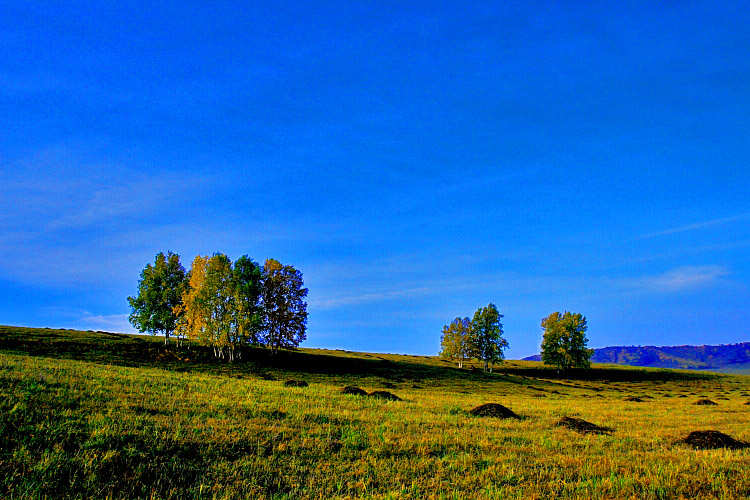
[[0, 327, 749, 499]]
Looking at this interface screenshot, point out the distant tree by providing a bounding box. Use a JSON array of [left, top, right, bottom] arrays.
[[128, 251, 188, 345], [440, 317, 474, 368], [261, 258, 308, 353], [540, 311, 593, 372], [471, 303, 508, 372], [175, 254, 263, 362]]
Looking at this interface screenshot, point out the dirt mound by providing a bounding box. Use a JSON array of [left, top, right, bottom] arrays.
[[368, 390, 402, 401], [625, 397, 644, 402], [342, 386, 367, 396], [284, 380, 308, 387], [468, 403, 520, 419], [694, 399, 718, 406], [555, 416, 612, 435], [679, 431, 747, 450]]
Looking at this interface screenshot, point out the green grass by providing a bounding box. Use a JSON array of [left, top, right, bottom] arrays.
[[1, 325, 749, 499]]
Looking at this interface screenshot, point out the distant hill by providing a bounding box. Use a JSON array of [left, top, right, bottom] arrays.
[[523, 342, 750, 373]]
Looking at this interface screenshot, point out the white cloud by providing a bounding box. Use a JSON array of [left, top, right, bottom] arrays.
[[639, 265, 729, 292]]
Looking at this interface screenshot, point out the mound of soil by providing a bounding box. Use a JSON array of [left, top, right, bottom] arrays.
[[368, 390, 402, 401], [342, 386, 367, 396], [679, 431, 747, 450], [555, 416, 612, 435], [694, 399, 718, 406], [468, 403, 520, 419], [625, 397, 644, 402], [284, 380, 308, 387]]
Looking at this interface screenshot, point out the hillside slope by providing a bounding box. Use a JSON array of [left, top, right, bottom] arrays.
[[524, 342, 750, 373]]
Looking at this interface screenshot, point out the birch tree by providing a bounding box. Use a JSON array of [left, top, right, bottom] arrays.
[[471, 303, 508, 372], [261, 258, 308, 353], [128, 251, 188, 345], [439, 317, 474, 368]]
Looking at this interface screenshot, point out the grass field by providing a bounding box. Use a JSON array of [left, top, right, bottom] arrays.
[[1, 325, 749, 499]]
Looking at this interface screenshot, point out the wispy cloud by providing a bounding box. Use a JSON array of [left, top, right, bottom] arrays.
[[637, 265, 729, 292], [636, 213, 750, 240], [309, 286, 434, 309]]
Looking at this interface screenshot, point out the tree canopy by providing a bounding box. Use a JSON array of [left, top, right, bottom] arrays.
[[540, 311, 592, 372], [261, 258, 308, 353], [130, 251, 306, 361], [439, 304, 508, 371], [174, 254, 263, 362], [439, 317, 474, 368], [471, 303, 508, 372], [127, 251, 188, 345]]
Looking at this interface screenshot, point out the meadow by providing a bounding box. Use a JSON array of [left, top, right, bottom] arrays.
[[1, 326, 749, 499]]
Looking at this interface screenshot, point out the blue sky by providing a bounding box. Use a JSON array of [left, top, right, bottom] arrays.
[[1, 1, 748, 358]]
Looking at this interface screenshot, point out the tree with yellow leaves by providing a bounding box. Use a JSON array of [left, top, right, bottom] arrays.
[[175, 254, 263, 362]]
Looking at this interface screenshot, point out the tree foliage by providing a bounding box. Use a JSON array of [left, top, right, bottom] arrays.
[[439, 304, 509, 371], [174, 254, 263, 362], [127, 251, 188, 345], [439, 317, 474, 368], [540, 311, 592, 372], [471, 303, 508, 372], [261, 258, 308, 353]]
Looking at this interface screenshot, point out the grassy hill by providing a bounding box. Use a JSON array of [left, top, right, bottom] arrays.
[[1, 325, 749, 499], [524, 342, 750, 373]]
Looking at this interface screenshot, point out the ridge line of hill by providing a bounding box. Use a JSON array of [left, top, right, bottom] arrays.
[[523, 341, 750, 373]]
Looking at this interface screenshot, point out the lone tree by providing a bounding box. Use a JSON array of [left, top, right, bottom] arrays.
[[471, 303, 508, 372], [439, 317, 474, 368], [540, 311, 593, 372], [128, 251, 188, 345], [261, 258, 308, 353]]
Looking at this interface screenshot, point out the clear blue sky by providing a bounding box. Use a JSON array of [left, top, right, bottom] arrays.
[[1, 1, 748, 358]]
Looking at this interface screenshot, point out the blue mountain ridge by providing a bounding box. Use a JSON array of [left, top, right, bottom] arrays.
[[522, 342, 750, 374]]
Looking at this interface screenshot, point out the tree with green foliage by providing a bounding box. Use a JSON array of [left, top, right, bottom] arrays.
[[471, 303, 508, 372], [231, 255, 264, 345], [439, 317, 474, 368], [261, 258, 308, 353], [128, 251, 188, 345], [175, 254, 263, 362], [540, 311, 593, 372]]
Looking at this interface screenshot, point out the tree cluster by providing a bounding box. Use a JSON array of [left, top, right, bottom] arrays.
[[128, 252, 308, 361], [439, 306, 593, 373], [439, 303, 509, 372]]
